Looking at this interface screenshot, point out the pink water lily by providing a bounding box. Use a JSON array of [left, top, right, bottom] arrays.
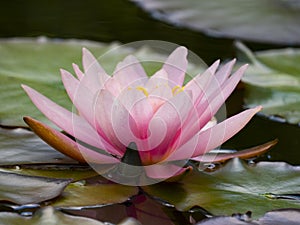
[[22, 46, 261, 181]]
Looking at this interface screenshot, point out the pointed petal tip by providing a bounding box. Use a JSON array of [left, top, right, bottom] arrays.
[[21, 84, 34, 95], [255, 105, 263, 112], [21, 84, 27, 90], [82, 47, 94, 59], [59, 68, 68, 76]]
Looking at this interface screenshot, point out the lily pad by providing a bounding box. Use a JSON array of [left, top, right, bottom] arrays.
[[0, 206, 105, 225], [0, 165, 98, 182], [0, 171, 71, 205], [197, 209, 300, 224], [0, 127, 76, 165], [143, 159, 300, 218], [0, 206, 142, 225], [237, 42, 300, 124], [0, 37, 204, 127], [52, 182, 139, 209], [133, 0, 300, 45]]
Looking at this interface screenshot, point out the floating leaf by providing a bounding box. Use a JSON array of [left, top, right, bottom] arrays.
[[237, 42, 300, 124], [0, 207, 105, 225], [197, 209, 300, 224], [0, 206, 142, 225], [133, 0, 300, 44], [143, 159, 300, 218], [52, 182, 139, 209], [0, 171, 71, 205], [0, 165, 98, 182], [258, 209, 300, 225], [0, 37, 204, 126], [0, 127, 76, 165]]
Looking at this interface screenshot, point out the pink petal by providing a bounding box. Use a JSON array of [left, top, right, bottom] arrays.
[[139, 91, 193, 164], [113, 55, 148, 89], [180, 64, 248, 145], [146, 69, 168, 91], [214, 59, 236, 85], [22, 85, 120, 156], [60, 69, 80, 102], [82, 48, 110, 93], [163, 46, 188, 88], [117, 89, 154, 139], [145, 163, 191, 179], [61, 69, 97, 128], [198, 64, 248, 127], [94, 89, 135, 151], [180, 60, 220, 137], [184, 60, 220, 103], [166, 106, 262, 161], [72, 63, 84, 80]]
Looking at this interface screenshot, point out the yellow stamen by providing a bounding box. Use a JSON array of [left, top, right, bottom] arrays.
[[136, 86, 149, 97], [172, 85, 185, 95]]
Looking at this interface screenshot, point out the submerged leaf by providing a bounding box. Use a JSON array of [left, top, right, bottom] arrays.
[[237, 42, 300, 125], [143, 159, 300, 218], [133, 0, 300, 44], [0, 171, 71, 205]]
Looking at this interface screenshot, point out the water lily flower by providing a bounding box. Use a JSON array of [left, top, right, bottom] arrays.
[[22, 46, 261, 182]]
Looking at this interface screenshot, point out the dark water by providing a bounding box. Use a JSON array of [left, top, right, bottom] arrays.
[[0, 0, 299, 223], [0, 0, 286, 64]]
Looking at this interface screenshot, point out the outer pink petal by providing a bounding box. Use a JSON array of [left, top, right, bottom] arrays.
[[180, 60, 220, 138], [184, 59, 220, 103], [22, 85, 120, 156], [163, 46, 188, 88], [82, 48, 110, 93], [197, 64, 248, 128], [214, 59, 236, 85], [180, 64, 248, 146], [145, 163, 191, 179], [61, 69, 100, 129], [72, 63, 84, 80], [166, 106, 262, 161]]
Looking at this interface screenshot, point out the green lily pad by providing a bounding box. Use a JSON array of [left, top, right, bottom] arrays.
[[0, 206, 142, 225], [197, 209, 300, 224], [0, 207, 105, 225], [143, 159, 300, 218], [133, 0, 300, 45], [0, 127, 76, 165], [0, 165, 98, 182], [236, 42, 300, 124], [0, 171, 71, 205], [52, 181, 139, 209], [0, 37, 204, 127]]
